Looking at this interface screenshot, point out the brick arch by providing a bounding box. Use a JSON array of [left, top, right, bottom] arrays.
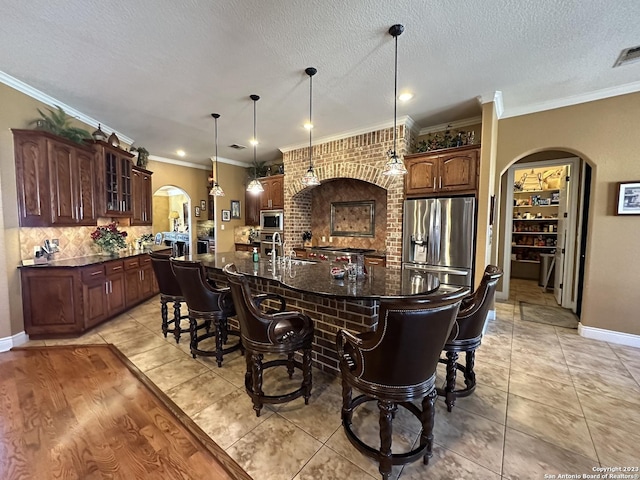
[[287, 162, 395, 198]]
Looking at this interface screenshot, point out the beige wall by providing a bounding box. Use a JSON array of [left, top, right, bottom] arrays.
[[494, 92, 640, 335]]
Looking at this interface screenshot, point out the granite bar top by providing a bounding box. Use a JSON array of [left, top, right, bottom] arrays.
[[19, 246, 171, 269], [192, 251, 442, 300]]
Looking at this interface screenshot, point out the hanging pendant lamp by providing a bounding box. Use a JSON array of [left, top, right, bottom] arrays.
[[209, 113, 225, 196], [301, 67, 320, 187], [382, 24, 407, 176], [247, 94, 265, 195]]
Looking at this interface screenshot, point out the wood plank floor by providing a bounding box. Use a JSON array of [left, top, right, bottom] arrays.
[[0, 345, 252, 480]]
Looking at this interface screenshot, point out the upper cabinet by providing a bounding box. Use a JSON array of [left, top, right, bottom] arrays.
[[13, 129, 97, 227], [260, 174, 284, 210], [245, 189, 261, 226], [131, 166, 153, 226], [405, 145, 479, 198], [93, 141, 134, 217]]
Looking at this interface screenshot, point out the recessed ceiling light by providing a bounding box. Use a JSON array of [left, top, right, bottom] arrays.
[[398, 92, 413, 102], [250, 139, 259, 146], [177, 150, 186, 157], [304, 122, 313, 130]]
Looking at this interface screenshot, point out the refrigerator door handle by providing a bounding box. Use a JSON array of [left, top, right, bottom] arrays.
[[403, 264, 470, 276]]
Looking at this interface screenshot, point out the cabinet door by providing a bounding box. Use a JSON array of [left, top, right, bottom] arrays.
[[76, 149, 97, 225], [139, 264, 154, 298], [439, 150, 478, 193], [48, 139, 78, 225], [245, 190, 261, 226], [260, 179, 271, 209], [405, 154, 438, 196], [119, 154, 133, 214], [124, 269, 141, 307], [269, 176, 284, 209], [141, 172, 152, 224], [83, 280, 108, 329], [107, 273, 126, 314], [131, 168, 144, 224], [13, 132, 50, 226]]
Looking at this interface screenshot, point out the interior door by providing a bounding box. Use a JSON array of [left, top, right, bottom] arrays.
[[554, 166, 569, 304]]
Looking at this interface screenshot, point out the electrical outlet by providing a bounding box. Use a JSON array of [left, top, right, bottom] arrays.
[[33, 246, 40, 256], [221, 224, 225, 230], [51, 239, 59, 246]]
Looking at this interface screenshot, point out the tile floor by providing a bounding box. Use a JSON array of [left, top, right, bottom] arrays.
[[25, 278, 640, 479]]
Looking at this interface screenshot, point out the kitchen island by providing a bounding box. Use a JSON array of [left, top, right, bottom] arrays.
[[194, 251, 446, 374]]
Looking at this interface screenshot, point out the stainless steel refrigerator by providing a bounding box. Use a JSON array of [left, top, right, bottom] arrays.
[[402, 197, 476, 289]]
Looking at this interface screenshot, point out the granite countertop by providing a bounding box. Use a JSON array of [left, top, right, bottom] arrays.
[[19, 245, 171, 268], [191, 251, 444, 300]]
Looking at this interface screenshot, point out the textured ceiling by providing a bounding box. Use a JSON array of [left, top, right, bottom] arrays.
[[2, 0, 640, 167]]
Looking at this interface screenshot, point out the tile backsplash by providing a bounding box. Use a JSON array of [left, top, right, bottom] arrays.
[[19, 224, 152, 261]]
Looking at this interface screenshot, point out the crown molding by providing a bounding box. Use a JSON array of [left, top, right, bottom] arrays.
[[0, 70, 134, 145], [208, 156, 248, 167], [502, 81, 640, 119], [418, 116, 483, 136], [149, 155, 210, 170], [279, 115, 416, 153]]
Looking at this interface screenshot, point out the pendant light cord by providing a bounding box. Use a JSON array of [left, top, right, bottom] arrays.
[[309, 71, 313, 169], [250, 94, 260, 180], [214, 115, 219, 182], [393, 31, 398, 157]]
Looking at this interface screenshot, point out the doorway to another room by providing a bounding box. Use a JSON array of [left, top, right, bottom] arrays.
[[500, 155, 591, 316], [153, 186, 191, 256]]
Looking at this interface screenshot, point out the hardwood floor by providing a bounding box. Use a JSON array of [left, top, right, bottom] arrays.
[[0, 345, 252, 480]]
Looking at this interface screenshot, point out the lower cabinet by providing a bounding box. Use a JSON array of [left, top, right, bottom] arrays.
[[20, 253, 156, 338]]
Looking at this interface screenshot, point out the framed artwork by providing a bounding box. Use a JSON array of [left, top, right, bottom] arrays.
[[222, 209, 231, 221], [330, 200, 375, 237], [616, 181, 640, 215], [200, 200, 206, 211], [194, 206, 200, 217], [231, 200, 241, 219]]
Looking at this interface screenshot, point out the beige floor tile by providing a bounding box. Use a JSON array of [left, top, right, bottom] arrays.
[[143, 356, 209, 391], [165, 371, 237, 416], [506, 394, 597, 460], [586, 417, 640, 467], [510, 352, 573, 385], [43, 332, 107, 346], [569, 364, 640, 405], [475, 343, 512, 368], [115, 332, 170, 357], [561, 344, 625, 377], [509, 370, 583, 415], [450, 382, 508, 425], [402, 443, 501, 480], [473, 360, 510, 391], [97, 324, 144, 345], [576, 388, 640, 435], [293, 446, 375, 480], [192, 388, 273, 449], [19, 339, 46, 347], [212, 351, 252, 388], [609, 342, 640, 370], [502, 427, 596, 479], [431, 400, 504, 474], [227, 414, 322, 480], [127, 343, 188, 371]]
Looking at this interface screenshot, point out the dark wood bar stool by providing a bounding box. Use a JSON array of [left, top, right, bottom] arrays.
[[336, 290, 466, 480], [437, 265, 503, 411], [223, 263, 314, 417], [170, 258, 242, 366], [149, 252, 190, 343]]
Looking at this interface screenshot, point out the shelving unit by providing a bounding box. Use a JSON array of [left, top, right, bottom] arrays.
[[511, 189, 559, 265]]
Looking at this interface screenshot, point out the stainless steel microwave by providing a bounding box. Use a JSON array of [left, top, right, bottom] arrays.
[[260, 209, 284, 231]]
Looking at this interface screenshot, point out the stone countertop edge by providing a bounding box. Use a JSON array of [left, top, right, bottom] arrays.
[[19, 245, 171, 269]]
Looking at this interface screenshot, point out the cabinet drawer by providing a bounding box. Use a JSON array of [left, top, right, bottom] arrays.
[[123, 258, 140, 270], [364, 256, 386, 267], [81, 265, 105, 282], [105, 260, 124, 275], [139, 254, 151, 267]]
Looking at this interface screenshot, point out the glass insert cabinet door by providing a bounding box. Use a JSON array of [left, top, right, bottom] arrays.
[[104, 150, 132, 215]]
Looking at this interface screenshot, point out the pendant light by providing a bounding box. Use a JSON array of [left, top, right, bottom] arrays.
[[209, 113, 225, 196], [301, 67, 320, 186], [247, 94, 265, 194], [382, 24, 407, 176]]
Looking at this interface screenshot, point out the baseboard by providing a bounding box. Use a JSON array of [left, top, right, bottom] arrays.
[[578, 322, 640, 348], [0, 331, 29, 352]]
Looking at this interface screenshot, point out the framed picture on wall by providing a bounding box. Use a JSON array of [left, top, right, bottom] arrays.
[[616, 181, 640, 215], [200, 200, 206, 211], [222, 210, 231, 221], [231, 200, 241, 219], [194, 206, 200, 217]]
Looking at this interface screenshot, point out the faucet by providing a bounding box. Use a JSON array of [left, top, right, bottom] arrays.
[[271, 232, 282, 264]]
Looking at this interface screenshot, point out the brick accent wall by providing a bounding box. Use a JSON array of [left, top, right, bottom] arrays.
[[282, 124, 414, 269]]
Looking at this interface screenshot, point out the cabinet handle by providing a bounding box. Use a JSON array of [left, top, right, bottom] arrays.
[[439, 176, 442, 189], [90, 271, 101, 276], [112, 266, 122, 271], [109, 280, 112, 294], [105, 282, 108, 295], [433, 178, 436, 189]]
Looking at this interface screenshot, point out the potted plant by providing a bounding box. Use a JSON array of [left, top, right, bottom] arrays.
[[90, 223, 128, 256], [29, 105, 91, 145], [130, 146, 150, 168], [302, 230, 312, 247]]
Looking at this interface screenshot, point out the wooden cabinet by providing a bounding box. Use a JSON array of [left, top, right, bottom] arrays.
[[124, 255, 154, 307], [94, 140, 134, 217], [13, 129, 97, 227], [131, 166, 153, 225], [260, 175, 284, 210], [245, 190, 261, 226], [235, 243, 255, 252], [20, 253, 156, 338], [405, 145, 479, 197], [364, 256, 386, 268], [293, 248, 308, 259]]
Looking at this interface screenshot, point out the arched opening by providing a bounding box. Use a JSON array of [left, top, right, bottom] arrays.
[[153, 185, 192, 255]]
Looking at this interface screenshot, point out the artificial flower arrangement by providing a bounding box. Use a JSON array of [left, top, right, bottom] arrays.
[[91, 223, 127, 254]]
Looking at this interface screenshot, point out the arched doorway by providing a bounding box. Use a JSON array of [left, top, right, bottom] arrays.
[[153, 185, 191, 255], [497, 151, 592, 315]]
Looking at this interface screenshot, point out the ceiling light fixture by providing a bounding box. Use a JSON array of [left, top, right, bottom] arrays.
[[301, 67, 320, 187], [177, 149, 186, 157], [247, 94, 265, 195], [209, 113, 224, 196], [398, 92, 413, 102], [382, 24, 407, 176]]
